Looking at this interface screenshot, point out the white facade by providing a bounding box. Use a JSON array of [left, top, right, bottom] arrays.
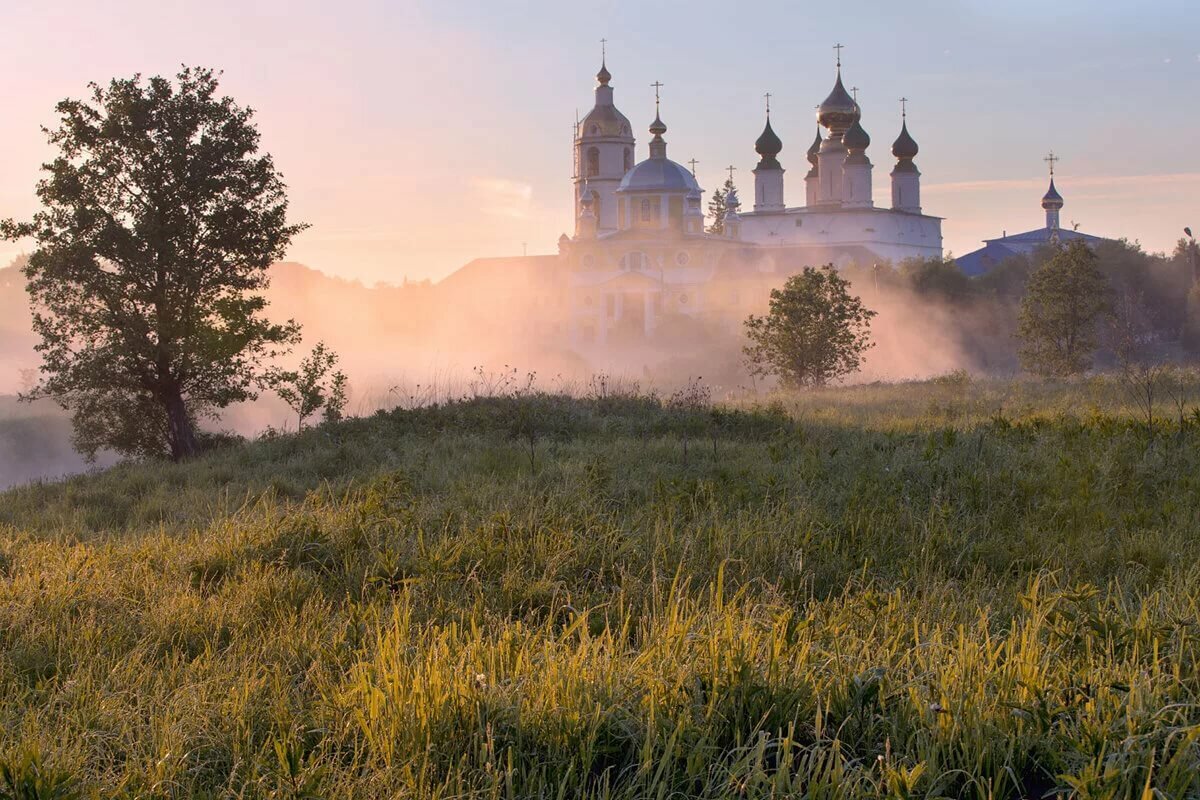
[[737, 206, 943, 263]]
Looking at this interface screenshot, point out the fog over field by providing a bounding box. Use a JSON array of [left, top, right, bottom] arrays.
[[4, 231, 1195, 490]]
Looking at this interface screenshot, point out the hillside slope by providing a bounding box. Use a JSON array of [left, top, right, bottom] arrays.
[[2, 379, 1200, 798]]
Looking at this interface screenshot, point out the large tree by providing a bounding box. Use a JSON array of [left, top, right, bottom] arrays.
[[2, 67, 305, 461], [1017, 239, 1112, 377], [743, 265, 876, 388]]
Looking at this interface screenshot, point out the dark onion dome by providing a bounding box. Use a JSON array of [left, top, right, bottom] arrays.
[[817, 71, 858, 134], [807, 128, 822, 167], [892, 120, 919, 160], [649, 112, 667, 136], [1042, 178, 1064, 210], [596, 60, 611, 86], [843, 118, 870, 151], [754, 117, 783, 170]]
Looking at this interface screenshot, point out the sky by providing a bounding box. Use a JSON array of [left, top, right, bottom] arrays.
[[1, 0, 1197, 284]]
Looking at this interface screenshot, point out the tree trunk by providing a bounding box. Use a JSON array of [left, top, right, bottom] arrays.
[[165, 387, 199, 461]]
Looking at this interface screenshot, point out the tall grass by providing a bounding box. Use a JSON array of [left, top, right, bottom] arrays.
[[2, 374, 1200, 797]]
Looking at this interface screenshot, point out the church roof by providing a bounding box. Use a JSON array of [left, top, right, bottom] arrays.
[[616, 156, 701, 194], [1041, 178, 1064, 209], [817, 70, 858, 133], [580, 103, 632, 138], [892, 121, 918, 161], [754, 117, 783, 169], [955, 227, 1107, 277], [983, 226, 1103, 246]]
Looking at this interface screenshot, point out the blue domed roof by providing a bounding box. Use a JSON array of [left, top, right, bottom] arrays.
[[617, 156, 702, 193]]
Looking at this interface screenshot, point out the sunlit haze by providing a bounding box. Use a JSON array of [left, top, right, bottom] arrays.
[[2, 0, 1197, 283]]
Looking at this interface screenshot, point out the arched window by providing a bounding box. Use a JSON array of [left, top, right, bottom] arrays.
[[624, 148, 633, 172], [586, 147, 600, 177], [589, 124, 599, 136], [640, 199, 652, 222]]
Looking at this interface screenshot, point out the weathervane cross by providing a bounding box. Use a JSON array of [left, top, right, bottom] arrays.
[[833, 42, 844, 68], [1044, 150, 1059, 177]]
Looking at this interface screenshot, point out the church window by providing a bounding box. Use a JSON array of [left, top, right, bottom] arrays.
[[584, 295, 594, 307], [675, 251, 690, 266], [621, 252, 647, 271], [679, 293, 689, 305], [794, 219, 803, 227], [624, 148, 633, 171], [640, 199, 653, 222], [589, 124, 599, 136], [581, 254, 595, 268], [586, 147, 599, 177]]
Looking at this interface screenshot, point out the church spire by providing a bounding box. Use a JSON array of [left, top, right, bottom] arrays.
[[753, 91, 785, 211], [754, 92, 783, 170], [596, 38, 611, 85], [648, 81, 667, 158], [1042, 151, 1064, 231], [890, 97, 922, 213], [575, 51, 634, 235]]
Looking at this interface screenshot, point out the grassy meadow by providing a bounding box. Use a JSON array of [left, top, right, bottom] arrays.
[[3, 374, 1200, 798]]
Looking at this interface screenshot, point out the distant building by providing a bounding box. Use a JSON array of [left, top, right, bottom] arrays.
[[955, 158, 1108, 277], [561, 52, 942, 347], [441, 49, 944, 350]]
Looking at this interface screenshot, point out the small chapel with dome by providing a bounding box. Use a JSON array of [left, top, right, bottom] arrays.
[[559, 48, 944, 347]]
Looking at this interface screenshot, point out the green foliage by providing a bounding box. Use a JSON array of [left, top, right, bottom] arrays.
[[1018, 241, 1113, 376], [267, 341, 348, 430], [706, 178, 735, 235], [744, 265, 876, 388], [899, 256, 972, 300], [0, 748, 78, 800], [0, 66, 305, 462], [1184, 282, 1200, 354], [4, 378, 1200, 797]]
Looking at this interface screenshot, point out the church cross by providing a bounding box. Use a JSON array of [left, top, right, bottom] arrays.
[[651, 80, 664, 111], [833, 42, 845, 68], [688, 158, 699, 177], [764, 92, 772, 115], [1044, 150, 1059, 177], [600, 38, 607, 61], [851, 86, 859, 102], [899, 97, 908, 118], [726, 164, 737, 183]]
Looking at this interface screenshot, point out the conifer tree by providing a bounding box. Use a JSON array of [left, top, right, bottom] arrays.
[[706, 186, 727, 234]]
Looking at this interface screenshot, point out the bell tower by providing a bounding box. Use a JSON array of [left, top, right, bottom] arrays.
[[574, 42, 636, 236]]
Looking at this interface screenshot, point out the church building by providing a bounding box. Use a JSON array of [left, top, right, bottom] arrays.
[[561, 50, 943, 346], [955, 155, 1108, 277]]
